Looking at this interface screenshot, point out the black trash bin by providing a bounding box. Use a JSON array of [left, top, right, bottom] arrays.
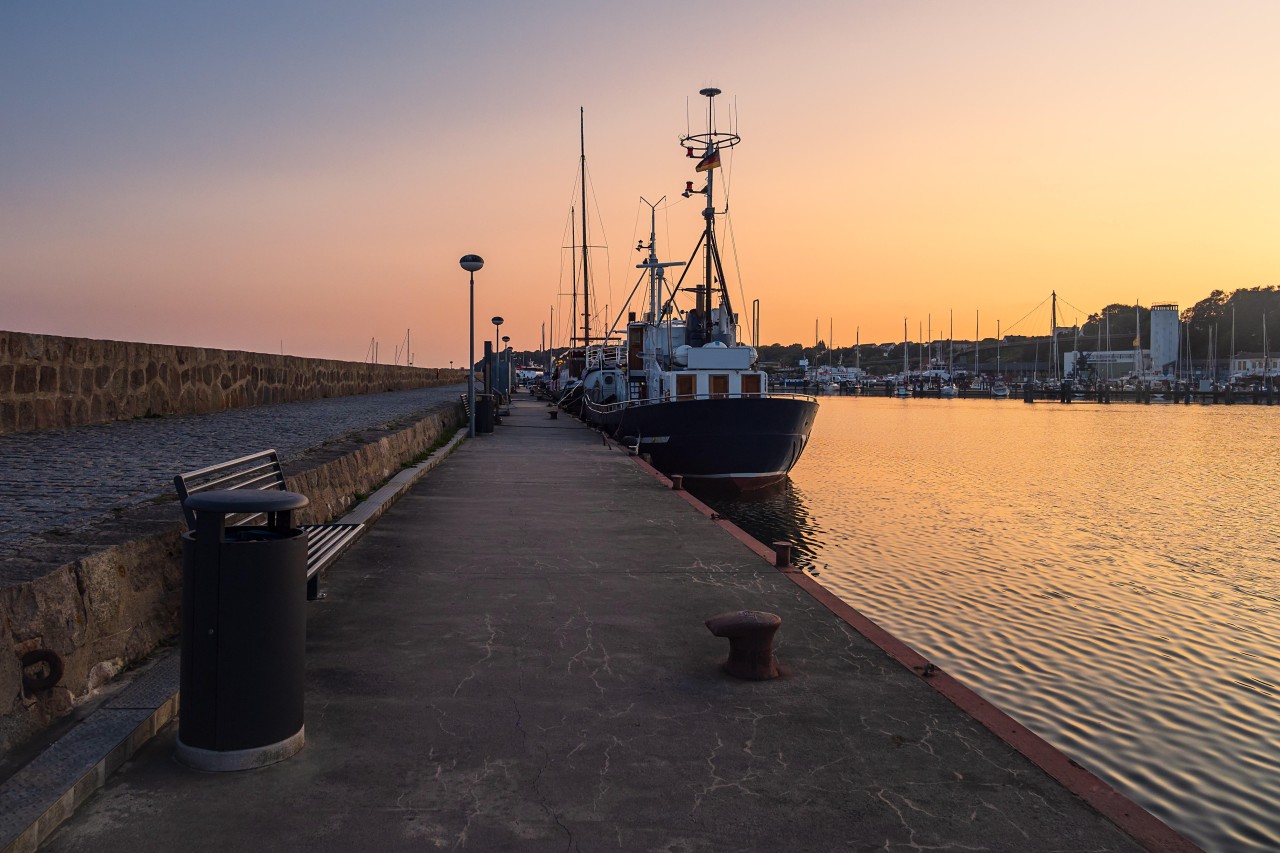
[[475, 394, 495, 433], [177, 489, 309, 771]]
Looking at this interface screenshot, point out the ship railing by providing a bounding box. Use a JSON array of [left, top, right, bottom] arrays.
[[583, 390, 816, 414], [584, 345, 626, 370]]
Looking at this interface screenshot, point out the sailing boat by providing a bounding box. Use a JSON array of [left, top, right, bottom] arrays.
[[895, 318, 911, 397], [551, 109, 596, 410], [579, 87, 818, 489], [940, 309, 959, 398], [991, 319, 1010, 398]]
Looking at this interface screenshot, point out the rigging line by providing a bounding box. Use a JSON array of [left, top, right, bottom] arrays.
[[724, 209, 752, 346], [720, 142, 732, 213], [1057, 295, 1092, 321], [663, 198, 673, 285], [583, 160, 615, 337], [626, 198, 645, 315], [1003, 294, 1051, 335], [562, 160, 583, 209]]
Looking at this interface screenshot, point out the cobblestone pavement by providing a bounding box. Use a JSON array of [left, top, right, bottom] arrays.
[[0, 385, 465, 557]]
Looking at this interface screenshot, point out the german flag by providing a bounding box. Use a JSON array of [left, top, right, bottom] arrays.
[[695, 149, 721, 172]]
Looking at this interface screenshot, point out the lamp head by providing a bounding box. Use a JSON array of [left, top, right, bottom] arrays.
[[492, 316, 504, 327], [459, 254, 484, 273]]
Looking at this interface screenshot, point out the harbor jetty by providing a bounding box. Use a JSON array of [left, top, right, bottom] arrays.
[[8, 394, 1195, 851]]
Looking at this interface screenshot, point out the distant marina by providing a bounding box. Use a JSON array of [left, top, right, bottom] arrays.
[[774, 376, 1280, 406]]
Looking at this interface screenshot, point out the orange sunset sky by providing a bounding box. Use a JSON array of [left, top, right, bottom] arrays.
[[3, 2, 1278, 366]]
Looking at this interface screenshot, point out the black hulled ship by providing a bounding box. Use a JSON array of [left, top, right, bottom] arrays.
[[580, 87, 818, 489]]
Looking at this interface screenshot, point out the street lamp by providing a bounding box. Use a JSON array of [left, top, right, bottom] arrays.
[[460, 254, 484, 438], [501, 335, 511, 393], [491, 316, 504, 397]]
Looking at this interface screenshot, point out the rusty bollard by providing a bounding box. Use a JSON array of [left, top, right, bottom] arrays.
[[773, 541, 792, 569], [705, 610, 782, 680], [670, 474, 684, 491]]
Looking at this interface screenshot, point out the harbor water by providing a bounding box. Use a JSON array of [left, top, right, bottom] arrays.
[[698, 395, 1279, 853]]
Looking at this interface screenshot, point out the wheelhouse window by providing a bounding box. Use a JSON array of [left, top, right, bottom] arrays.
[[676, 374, 696, 399]]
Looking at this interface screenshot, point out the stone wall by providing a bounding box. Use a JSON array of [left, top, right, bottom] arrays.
[[0, 403, 464, 752], [0, 329, 467, 435]]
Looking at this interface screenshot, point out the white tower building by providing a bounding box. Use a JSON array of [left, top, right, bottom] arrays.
[[1149, 303, 1180, 376]]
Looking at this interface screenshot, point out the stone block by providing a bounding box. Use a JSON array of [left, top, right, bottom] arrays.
[[59, 367, 79, 395], [16, 401, 35, 431], [13, 364, 38, 394]]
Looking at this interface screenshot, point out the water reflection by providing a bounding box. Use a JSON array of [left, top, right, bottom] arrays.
[[690, 480, 820, 569], [700, 396, 1280, 853]]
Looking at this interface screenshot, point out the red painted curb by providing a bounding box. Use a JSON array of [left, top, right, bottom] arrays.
[[627, 450, 1200, 853]]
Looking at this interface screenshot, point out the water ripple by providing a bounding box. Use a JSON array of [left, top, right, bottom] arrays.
[[702, 396, 1280, 853]]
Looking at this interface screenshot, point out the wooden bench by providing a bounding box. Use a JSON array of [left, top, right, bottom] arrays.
[[174, 450, 365, 600]]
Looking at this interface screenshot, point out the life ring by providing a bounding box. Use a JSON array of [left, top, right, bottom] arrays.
[[21, 649, 64, 693]]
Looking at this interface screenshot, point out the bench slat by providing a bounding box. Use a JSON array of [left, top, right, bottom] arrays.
[[175, 450, 366, 600], [301, 524, 364, 577]]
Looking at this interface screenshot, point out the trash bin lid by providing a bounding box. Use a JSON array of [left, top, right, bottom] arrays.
[[183, 489, 310, 514]]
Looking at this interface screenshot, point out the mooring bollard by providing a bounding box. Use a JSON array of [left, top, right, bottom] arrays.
[[705, 610, 782, 680], [548, 410, 558, 419], [773, 541, 792, 569], [670, 474, 684, 491]]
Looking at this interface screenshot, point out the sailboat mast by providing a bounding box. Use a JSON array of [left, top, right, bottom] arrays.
[[580, 108, 591, 349], [974, 310, 979, 376], [949, 309, 954, 377], [570, 207, 577, 351], [1135, 304, 1142, 378], [1050, 290, 1058, 381]]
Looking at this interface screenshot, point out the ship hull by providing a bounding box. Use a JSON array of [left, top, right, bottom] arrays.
[[589, 396, 819, 490]]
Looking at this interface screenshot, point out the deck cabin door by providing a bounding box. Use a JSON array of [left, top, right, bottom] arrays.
[[710, 375, 729, 398], [628, 326, 644, 372]]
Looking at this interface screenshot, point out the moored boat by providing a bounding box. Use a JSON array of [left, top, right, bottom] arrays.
[[580, 87, 818, 489]]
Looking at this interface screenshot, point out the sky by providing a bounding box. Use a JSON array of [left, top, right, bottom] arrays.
[[3, 1, 1279, 365]]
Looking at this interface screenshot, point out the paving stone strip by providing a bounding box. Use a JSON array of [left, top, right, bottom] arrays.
[[0, 385, 465, 558]]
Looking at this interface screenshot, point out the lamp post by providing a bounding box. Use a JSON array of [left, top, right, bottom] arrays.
[[460, 254, 484, 438], [501, 335, 511, 393], [491, 316, 504, 396]]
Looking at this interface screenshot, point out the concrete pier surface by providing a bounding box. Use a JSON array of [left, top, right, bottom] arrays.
[[36, 396, 1187, 851]]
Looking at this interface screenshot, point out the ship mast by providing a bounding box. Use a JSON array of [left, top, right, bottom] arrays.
[[679, 87, 741, 342], [580, 108, 590, 350], [636, 196, 684, 323], [702, 93, 715, 324]]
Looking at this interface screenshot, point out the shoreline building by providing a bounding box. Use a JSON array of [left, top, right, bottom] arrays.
[[1064, 349, 1149, 379], [1230, 353, 1280, 377], [1149, 303, 1180, 375]]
